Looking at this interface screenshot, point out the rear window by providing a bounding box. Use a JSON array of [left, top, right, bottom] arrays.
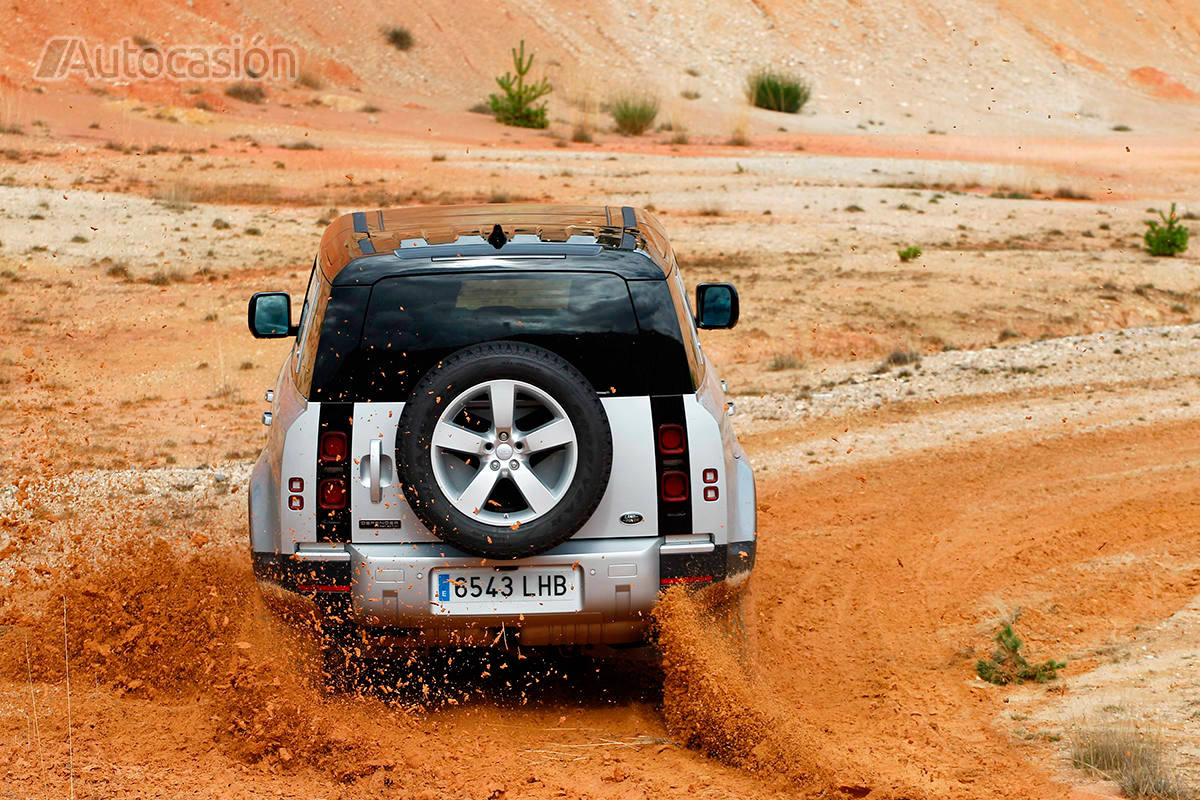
[[312, 270, 641, 400]]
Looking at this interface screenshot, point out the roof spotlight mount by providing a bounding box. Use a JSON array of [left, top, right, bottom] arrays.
[[487, 223, 508, 249]]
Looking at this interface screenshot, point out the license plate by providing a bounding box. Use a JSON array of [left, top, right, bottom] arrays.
[[430, 566, 581, 616]]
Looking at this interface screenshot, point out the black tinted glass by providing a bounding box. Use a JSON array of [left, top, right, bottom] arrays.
[[251, 293, 290, 336], [699, 285, 733, 326], [331, 271, 640, 400]]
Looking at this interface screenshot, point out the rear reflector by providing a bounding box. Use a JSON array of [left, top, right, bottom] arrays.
[[287, 494, 304, 511], [318, 478, 347, 509], [657, 424, 686, 454], [703, 486, 718, 502], [319, 431, 348, 462], [660, 575, 712, 585], [661, 470, 689, 502], [702, 468, 718, 484]]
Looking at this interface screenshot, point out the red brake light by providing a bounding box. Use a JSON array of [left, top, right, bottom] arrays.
[[658, 424, 686, 454], [318, 478, 347, 509], [661, 470, 689, 502], [319, 431, 347, 462]]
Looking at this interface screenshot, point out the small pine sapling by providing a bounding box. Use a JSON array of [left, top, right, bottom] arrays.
[[488, 41, 552, 129], [976, 623, 1066, 685], [1144, 203, 1190, 256]]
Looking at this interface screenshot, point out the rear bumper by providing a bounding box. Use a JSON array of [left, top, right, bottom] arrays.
[[253, 536, 755, 646]]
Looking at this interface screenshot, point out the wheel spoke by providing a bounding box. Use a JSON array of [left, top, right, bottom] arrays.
[[457, 465, 501, 514], [488, 380, 516, 432], [431, 421, 489, 455], [510, 465, 557, 515], [522, 417, 574, 453]]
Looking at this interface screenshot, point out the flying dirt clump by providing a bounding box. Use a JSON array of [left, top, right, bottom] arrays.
[[654, 584, 877, 798], [0, 540, 404, 777]]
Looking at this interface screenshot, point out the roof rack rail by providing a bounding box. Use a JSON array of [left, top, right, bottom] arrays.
[[618, 205, 638, 250]]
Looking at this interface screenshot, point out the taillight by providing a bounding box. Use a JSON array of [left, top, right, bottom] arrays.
[[319, 431, 347, 462], [657, 424, 686, 454], [318, 478, 347, 509], [661, 470, 689, 502]]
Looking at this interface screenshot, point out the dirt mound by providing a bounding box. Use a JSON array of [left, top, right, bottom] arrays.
[[0, 542, 398, 777]]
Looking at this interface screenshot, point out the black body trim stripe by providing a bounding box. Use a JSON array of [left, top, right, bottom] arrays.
[[660, 544, 727, 584], [358, 238, 376, 254], [351, 211, 368, 233], [620, 206, 637, 228], [650, 394, 692, 535], [253, 552, 351, 592], [317, 401, 353, 542]]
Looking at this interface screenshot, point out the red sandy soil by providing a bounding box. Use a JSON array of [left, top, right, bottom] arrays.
[[1, 2, 1199, 797]]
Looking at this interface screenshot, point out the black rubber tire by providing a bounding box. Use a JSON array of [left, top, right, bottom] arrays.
[[396, 341, 613, 559]]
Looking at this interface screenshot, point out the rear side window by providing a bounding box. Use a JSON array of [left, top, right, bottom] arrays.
[[323, 271, 640, 400]]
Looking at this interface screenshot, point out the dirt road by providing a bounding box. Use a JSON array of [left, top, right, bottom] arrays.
[[1, 38, 1198, 792], [2, 395, 1197, 798]]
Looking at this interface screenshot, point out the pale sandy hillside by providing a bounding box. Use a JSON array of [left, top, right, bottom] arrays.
[[3, 0, 1198, 137]]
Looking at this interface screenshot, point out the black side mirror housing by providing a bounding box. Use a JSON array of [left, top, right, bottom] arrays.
[[248, 292, 296, 338], [695, 283, 739, 329]]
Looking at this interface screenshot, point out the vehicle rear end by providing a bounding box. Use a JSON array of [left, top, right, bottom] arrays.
[[247, 205, 756, 654]]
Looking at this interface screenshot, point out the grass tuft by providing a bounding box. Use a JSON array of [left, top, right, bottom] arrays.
[[295, 70, 324, 90], [1072, 725, 1194, 799], [767, 352, 802, 371], [224, 82, 266, 104], [898, 246, 922, 262], [385, 26, 414, 51], [610, 93, 660, 135], [746, 68, 811, 113]]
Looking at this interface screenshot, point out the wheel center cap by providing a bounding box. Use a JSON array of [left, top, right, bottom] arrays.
[[495, 443, 514, 460]]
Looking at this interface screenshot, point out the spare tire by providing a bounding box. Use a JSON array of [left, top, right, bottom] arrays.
[[396, 341, 613, 559]]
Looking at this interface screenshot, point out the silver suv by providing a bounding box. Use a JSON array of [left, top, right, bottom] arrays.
[[246, 204, 755, 676]]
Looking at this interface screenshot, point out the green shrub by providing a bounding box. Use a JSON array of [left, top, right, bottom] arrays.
[[976, 624, 1065, 685], [224, 82, 265, 104], [488, 41, 552, 129], [746, 69, 811, 113], [898, 246, 922, 261], [610, 94, 659, 135], [385, 27, 413, 51], [1144, 203, 1190, 256]]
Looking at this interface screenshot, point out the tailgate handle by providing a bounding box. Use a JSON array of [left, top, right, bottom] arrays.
[[368, 438, 382, 503]]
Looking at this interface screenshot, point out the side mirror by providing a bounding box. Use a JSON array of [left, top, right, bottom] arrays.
[[695, 283, 739, 329], [248, 292, 296, 338]]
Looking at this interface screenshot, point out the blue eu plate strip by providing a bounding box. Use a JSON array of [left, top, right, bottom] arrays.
[[438, 573, 449, 602]]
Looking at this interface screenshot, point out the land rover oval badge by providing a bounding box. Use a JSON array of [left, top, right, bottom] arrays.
[[619, 512, 644, 525]]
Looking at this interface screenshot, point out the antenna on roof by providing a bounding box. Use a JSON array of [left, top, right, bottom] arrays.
[[487, 224, 508, 249]]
